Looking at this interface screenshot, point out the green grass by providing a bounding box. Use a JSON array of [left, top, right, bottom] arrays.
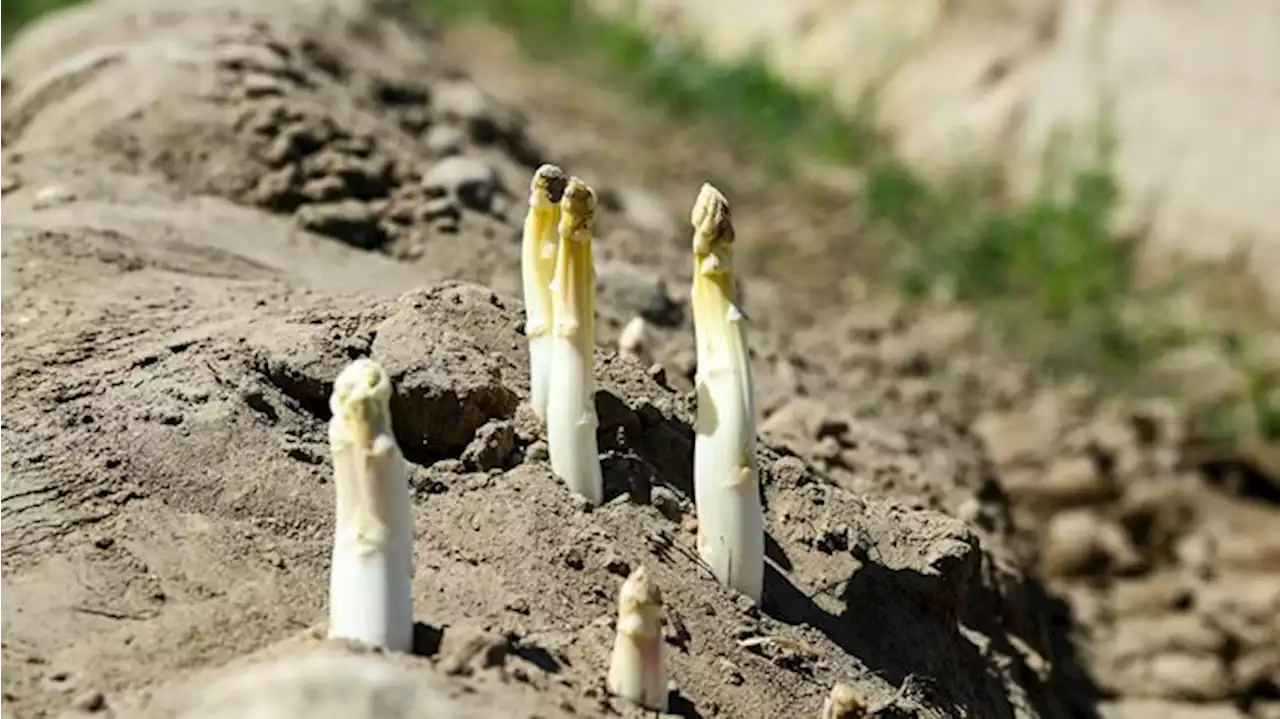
[[2, 0, 84, 45], [896, 157, 1152, 378]]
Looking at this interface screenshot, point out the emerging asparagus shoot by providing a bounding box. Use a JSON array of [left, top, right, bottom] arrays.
[[618, 315, 655, 366], [607, 565, 667, 712], [522, 164, 568, 423], [327, 358, 414, 652], [690, 183, 765, 603], [821, 683, 865, 719], [546, 177, 604, 505]]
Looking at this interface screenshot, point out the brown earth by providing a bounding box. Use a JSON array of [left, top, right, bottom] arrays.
[[0, 1, 1276, 718]]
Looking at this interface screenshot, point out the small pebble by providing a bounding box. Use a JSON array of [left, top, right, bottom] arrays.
[[570, 494, 594, 513], [33, 184, 76, 209], [617, 316, 654, 365], [680, 515, 698, 535], [72, 690, 106, 713]]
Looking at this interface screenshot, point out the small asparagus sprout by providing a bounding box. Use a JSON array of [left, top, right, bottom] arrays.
[[607, 565, 667, 712], [546, 177, 604, 505], [327, 358, 414, 652], [522, 164, 568, 423], [618, 315, 655, 366], [690, 183, 764, 603], [821, 683, 866, 719]]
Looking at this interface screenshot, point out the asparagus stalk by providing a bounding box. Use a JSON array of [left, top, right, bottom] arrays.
[[690, 183, 764, 603], [327, 358, 414, 652], [607, 565, 667, 712], [546, 177, 604, 505], [522, 164, 568, 423]]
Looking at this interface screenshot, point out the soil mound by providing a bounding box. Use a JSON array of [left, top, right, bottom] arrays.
[[0, 0, 1205, 717]]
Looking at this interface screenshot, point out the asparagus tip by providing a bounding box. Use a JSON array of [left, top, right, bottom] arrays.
[[330, 358, 391, 416], [530, 164, 568, 205], [821, 682, 865, 719], [619, 564, 663, 615], [559, 177, 598, 240]]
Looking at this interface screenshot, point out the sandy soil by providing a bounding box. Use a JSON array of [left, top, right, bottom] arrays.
[[1, 1, 1276, 718]]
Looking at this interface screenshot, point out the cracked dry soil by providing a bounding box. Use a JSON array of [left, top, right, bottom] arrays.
[[1, 1, 1277, 718]]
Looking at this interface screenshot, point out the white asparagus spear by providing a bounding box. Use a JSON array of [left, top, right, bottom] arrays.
[[689, 183, 764, 603], [522, 164, 567, 423], [327, 358, 414, 652], [546, 177, 604, 505], [607, 565, 667, 712]]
